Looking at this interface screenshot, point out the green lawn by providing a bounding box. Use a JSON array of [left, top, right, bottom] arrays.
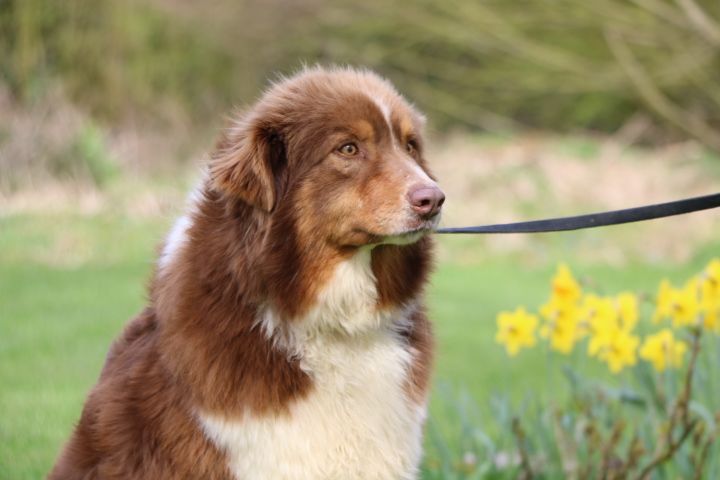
[[1, 212, 718, 478]]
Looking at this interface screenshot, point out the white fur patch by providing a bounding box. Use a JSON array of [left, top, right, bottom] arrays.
[[405, 157, 434, 186], [199, 250, 427, 480], [298, 248, 395, 335], [157, 180, 204, 271], [158, 215, 191, 271]]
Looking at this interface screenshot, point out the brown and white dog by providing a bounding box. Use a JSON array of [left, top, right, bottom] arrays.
[[49, 66, 445, 480]]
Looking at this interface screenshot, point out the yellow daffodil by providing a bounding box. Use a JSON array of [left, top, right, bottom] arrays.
[[703, 305, 719, 332], [653, 279, 673, 323], [639, 329, 687, 372], [582, 294, 639, 372], [705, 259, 720, 285], [496, 307, 538, 356], [539, 294, 581, 354], [580, 295, 619, 356], [582, 294, 617, 331], [615, 292, 639, 331], [538, 265, 584, 354], [601, 329, 640, 373], [672, 279, 701, 327], [700, 286, 719, 333], [540, 297, 580, 327], [539, 316, 578, 354], [550, 264, 582, 306], [496, 259, 719, 373], [653, 278, 701, 327]]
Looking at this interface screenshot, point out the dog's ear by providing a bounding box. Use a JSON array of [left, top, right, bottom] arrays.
[[209, 116, 286, 212]]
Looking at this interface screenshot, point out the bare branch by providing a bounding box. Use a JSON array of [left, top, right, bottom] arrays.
[[675, 0, 720, 47], [605, 26, 720, 150]]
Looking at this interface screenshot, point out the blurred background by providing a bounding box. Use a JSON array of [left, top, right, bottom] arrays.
[[1, 0, 719, 478], [2, 0, 720, 259]]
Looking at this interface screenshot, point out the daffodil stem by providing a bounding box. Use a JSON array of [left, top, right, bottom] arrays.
[[678, 328, 702, 428], [692, 429, 717, 480], [633, 328, 703, 480], [512, 417, 534, 480], [550, 409, 578, 479]]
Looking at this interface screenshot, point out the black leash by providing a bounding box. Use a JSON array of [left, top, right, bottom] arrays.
[[435, 192, 720, 234]]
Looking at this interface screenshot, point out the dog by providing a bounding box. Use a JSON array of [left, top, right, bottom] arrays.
[[49, 66, 445, 480]]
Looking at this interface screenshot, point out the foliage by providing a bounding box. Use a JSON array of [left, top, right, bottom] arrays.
[[0, 0, 241, 122], [457, 260, 720, 478], [58, 122, 118, 187], [3, 0, 720, 150], [0, 92, 118, 192]]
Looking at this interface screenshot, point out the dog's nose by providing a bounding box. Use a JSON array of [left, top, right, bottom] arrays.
[[408, 184, 445, 218]]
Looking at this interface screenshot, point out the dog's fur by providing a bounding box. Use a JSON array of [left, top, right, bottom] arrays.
[[49, 66, 444, 480]]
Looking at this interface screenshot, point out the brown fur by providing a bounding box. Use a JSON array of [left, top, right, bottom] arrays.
[[49, 66, 442, 479]]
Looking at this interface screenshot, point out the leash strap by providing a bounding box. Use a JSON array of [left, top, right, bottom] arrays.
[[435, 192, 720, 234]]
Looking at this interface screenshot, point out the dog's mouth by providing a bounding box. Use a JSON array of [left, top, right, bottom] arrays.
[[352, 216, 440, 247], [381, 229, 428, 246], [404, 214, 442, 235]]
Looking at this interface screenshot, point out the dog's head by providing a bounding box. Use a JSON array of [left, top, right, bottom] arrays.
[[210, 66, 444, 248]]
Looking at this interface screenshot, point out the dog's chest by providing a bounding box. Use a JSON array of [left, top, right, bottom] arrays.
[[200, 332, 424, 480], [199, 252, 426, 480]]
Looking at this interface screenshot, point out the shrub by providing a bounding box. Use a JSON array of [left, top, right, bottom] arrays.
[[53, 122, 118, 187], [0, 0, 240, 122]]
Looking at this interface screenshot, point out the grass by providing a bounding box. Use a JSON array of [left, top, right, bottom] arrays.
[[1, 211, 719, 478]]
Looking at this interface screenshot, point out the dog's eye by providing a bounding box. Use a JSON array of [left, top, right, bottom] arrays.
[[338, 143, 359, 156], [406, 141, 417, 155]]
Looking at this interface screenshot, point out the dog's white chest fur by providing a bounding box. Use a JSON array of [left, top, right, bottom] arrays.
[[199, 250, 426, 480]]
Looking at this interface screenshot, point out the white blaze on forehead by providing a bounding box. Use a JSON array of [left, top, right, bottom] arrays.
[[368, 94, 434, 187], [370, 94, 395, 143]]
